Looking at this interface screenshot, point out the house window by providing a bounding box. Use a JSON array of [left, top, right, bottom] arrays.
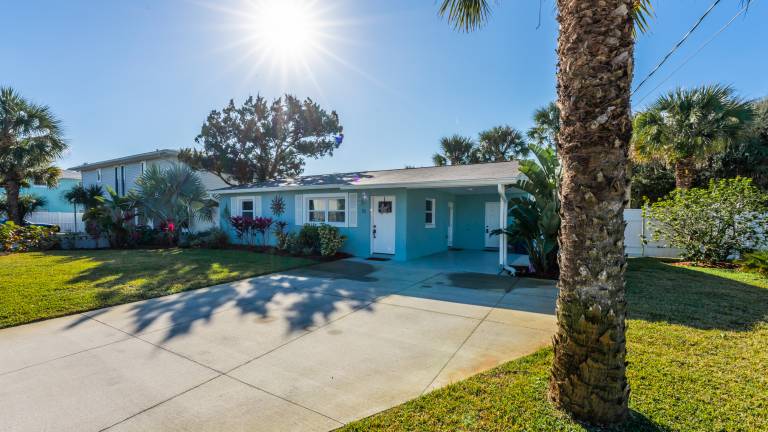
[[141, 161, 146, 174], [240, 199, 255, 219], [425, 199, 436, 228], [96, 169, 102, 183], [304, 194, 347, 227]]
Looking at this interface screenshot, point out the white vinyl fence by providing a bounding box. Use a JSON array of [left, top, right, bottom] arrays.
[[623, 208, 683, 258], [27, 211, 84, 233]]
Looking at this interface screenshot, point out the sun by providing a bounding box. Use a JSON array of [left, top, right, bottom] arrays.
[[255, 1, 316, 59], [246, 0, 325, 70]]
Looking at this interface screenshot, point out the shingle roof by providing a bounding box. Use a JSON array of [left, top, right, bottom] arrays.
[[215, 161, 522, 193], [68, 149, 179, 171]]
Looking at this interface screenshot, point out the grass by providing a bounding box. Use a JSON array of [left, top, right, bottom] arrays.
[[341, 258, 768, 431], [0, 248, 314, 328]]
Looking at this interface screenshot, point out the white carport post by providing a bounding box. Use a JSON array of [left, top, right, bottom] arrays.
[[497, 183, 508, 269]]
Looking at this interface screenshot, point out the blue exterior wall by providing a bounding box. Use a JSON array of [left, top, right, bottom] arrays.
[[21, 178, 81, 213], [452, 193, 498, 250], [219, 187, 513, 261], [405, 189, 453, 260], [219, 188, 410, 260]]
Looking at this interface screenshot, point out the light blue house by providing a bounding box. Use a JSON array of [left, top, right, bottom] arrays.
[[215, 162, 525, 268], [23, 169, 81, 213]]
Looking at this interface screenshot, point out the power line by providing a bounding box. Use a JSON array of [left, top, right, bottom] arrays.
[[632, 0, 724, 95], [634, 0, 757, 106]]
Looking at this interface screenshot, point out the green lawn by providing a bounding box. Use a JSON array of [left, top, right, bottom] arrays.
[[342, 258, 768, 431], [0, 249, 314, 328]]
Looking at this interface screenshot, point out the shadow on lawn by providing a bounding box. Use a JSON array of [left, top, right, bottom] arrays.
[[627, 258, 768, 331], [65, 254, 382, 341]]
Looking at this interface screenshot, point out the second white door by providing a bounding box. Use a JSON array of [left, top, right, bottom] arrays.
[[372, 195, 396, 254], [484, 201, 500, 248]]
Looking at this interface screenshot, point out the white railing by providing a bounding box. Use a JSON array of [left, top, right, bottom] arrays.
[[27, 211, 85, 233]]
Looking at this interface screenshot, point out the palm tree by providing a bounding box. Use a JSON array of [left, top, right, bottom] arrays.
[[0, 87, 66, 224], [633, 84, 754, 189], [135, 163, 216, 233], [432, 134, 478, 166], [0, 194, 48, 222], [438, 0, 651, 424], [63, 184, 103, 232], [527, 102, 560, 149], [477, 125, 529, 161]]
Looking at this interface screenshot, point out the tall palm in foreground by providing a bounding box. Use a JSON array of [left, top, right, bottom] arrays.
[[432, 134, 478, 166], [439, 0, 646, 424], [135, 163, 216, 232], [633, 84, 754, 189], [0, 87, 66, 224]]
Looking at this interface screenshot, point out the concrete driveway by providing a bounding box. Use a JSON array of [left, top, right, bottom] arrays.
[[0, 255, 556, 432]]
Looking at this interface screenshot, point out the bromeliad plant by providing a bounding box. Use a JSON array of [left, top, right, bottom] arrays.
[[494, 144, 560, 276]]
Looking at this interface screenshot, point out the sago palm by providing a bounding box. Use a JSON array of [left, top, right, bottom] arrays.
[[438, 0, 651, 424], [633, 84, 754, 189], [0, 87, 66, 224], [432, 134, 478, 166]]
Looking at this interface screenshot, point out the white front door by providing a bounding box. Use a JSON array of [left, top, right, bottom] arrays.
[[372, 195, 396, 254], [484, 201, 500, 248], [447, 202, 454, 247]]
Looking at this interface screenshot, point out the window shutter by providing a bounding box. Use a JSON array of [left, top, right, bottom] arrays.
[[348, 193, 357, 227], [294, 194, 303, 226], [232, 197, 240, 217], [253, 196, 262, 217]]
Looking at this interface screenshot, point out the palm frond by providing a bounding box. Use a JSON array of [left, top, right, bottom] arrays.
[[438, 0, 493, 32]]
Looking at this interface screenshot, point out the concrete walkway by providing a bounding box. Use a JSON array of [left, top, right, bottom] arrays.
[[0, 256, 556, 432]]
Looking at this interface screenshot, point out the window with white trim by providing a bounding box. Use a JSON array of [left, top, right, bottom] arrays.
[[96, 168, 102, 183], [239, 198, 255, 219], [425, 198, 436, 228], [304, 194, 347, 227]]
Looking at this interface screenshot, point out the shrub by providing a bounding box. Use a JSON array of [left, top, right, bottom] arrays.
[[644, 178, 768, 263], [188, 228, 230, 249], [273, 221, 290, 251], [252, 216, 273, 246], [297, 224, 321, 254], [737, 250, 768, 276], [318, 224, 346, 256], [0, 222, 58, 252]]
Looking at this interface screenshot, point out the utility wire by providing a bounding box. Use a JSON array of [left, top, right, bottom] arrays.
[[634, 0, 756, 106], [632, 0, 724, 95]]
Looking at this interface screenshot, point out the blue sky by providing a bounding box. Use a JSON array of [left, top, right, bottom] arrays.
[[3, 0, 766, 175]]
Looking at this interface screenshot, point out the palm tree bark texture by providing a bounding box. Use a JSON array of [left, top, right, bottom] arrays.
[[550, 0, 633, 425]]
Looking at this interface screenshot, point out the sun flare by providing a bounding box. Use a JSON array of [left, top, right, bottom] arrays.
[[251, 0, 320, 64]]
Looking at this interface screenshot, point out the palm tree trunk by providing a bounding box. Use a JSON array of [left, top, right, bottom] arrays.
[[5, 181, 23, 224], [674, 157, 695, 189], [550, 0, 633, 425]]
